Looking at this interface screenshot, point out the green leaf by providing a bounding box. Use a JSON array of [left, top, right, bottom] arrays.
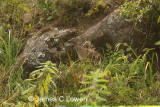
[[28, 103, 34, 107], [126, 48, 131, 51], [98, 90, 111, 95], [40, 86, 44, 96], [97, 79, 108, 83], [155, 41, 160, 45], [37, 72, 44, 78], [6, 24, 11, 28], [80, 81, 91, 85], [78, 87, 91, 93], [48, 68, 55, 74], [46, 73, 51, 83], [51, 66, 59, 72], [47, 16, 53, 21], [99, 84, 108, 90], [84, 75, 93, 79], [98, 1, 106, 7], [21, 87, 35, 95], [30, 69, 41, 76], [96, 97, 107, 101], [43, 80, 48, 94]]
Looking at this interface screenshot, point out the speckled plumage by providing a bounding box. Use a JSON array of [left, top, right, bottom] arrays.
[[68, 38, 103, 63]]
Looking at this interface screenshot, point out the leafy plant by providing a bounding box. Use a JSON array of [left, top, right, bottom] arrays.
[[85, 0, 109, 17], [79, 69, 110, 105], [21, 61, 59, 106], [117, 0, 160, 25], [0, 0, 160, 106], [0, 0, 31, 37], [0, 30, 22, 67], [0, 29, 23, 106]]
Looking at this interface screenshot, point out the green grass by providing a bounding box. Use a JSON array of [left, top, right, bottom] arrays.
[[0, 28, 23, 105], [0, 0, 160, 106], [1, 42, 159, 106]]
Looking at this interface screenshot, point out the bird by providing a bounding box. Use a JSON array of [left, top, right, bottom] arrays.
[[68, 38, 103, 64], [82, 41, 95, 49]]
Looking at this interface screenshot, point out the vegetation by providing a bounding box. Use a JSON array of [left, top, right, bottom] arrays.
[[0, 0, 160, 106]]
